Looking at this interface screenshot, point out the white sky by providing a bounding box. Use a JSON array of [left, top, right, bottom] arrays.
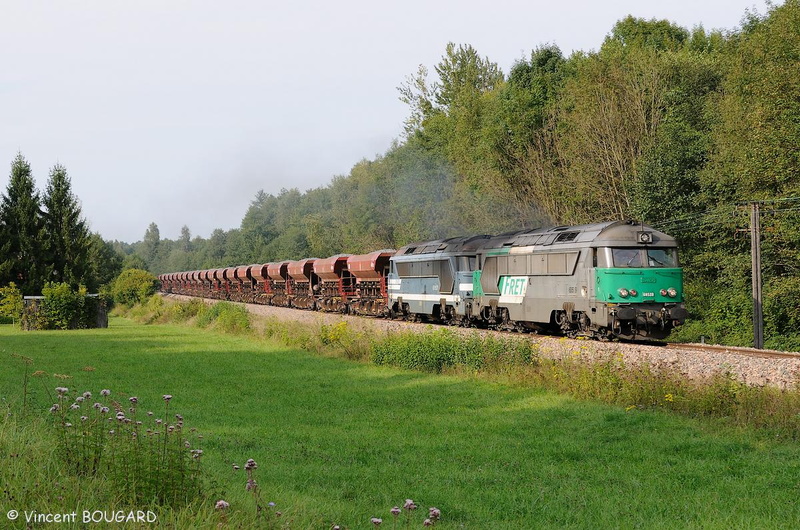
[[0, 0, 771, 243]]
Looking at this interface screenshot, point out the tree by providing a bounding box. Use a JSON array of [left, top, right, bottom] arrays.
[[86, 233, 123, 289], [179, 225, 192, 252], [41, 163, 92, 288], [0, 153, 44, 294], [139, 222, 161, 268]]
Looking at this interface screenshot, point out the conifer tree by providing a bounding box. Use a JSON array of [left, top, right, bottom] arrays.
[[0, 153, 44, 294], [41, 163, 91, 288]]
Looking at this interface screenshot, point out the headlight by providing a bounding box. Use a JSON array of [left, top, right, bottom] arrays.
[[667, 287, 677, 298], [618, 288, 629, 298]]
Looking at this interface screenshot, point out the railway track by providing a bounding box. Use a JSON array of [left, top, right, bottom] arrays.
[[666, 342, 800, 360]]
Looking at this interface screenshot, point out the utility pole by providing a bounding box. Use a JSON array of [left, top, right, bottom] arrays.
[[750, 202, 763, 349]]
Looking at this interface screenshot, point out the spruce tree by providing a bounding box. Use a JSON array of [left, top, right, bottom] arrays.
[[0, 153, 44, 294], [41, 163, 91, 288]]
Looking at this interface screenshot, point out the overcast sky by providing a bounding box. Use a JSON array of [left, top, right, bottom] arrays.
[[1, 0, 772, 243]]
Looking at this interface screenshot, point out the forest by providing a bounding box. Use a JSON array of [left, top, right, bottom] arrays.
[[4, 2, 800, 348]]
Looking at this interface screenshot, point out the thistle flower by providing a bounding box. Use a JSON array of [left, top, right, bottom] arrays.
[[162, 394, 172, 403], [428, 507, 441, 520], [83, 391, 92, 399], [404, 499, 417, 511], [232, 464, 240, 471], [70, 404, 80, 410], [155, 419, 163, 425], [371, 517, 382, 526], [56, 387, 69, 395], [245, 478, 257, 491], [245, 459, 258, 471], [184, 440, 191, 448], [147, 411, 153, 416], [81, 416, 88, 422], [175, 414, 183, 421], [93, 402, 101, 409], [191, 449, 203, 459], [64, 422, 72, 428], [100, 407, 109, 414], [333, 526, 341, 530], [423, 519, 432, 526], [116, 412, 126, 420], [49, 404, 59, 413], [215, 500, 230, 510], [75, 396, 84, 403], [391, 507, 401, 517], [100, 389, 111, 397], [129, 397, 138, 404]]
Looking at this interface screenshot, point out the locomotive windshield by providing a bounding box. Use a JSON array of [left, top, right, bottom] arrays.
[[610, 248, 677, 268]]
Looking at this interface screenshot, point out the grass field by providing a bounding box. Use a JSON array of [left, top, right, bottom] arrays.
[[2, 317, 800, 528]]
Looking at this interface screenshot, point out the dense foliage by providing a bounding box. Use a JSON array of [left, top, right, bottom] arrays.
[[0, 154, 123, 295], [20, 282, 106, 330], [112, 3, 800, 348], [109, 268, 158, 306]]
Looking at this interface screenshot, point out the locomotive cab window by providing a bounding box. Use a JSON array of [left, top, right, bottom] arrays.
[[647, 248, 677, 267], [607, 248, 678, 268]]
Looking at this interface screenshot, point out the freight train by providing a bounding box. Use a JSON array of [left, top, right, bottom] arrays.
[[159, 220, 687, 340]]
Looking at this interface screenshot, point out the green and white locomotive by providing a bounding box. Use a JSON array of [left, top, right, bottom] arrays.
[[388, 220, 687, 340]]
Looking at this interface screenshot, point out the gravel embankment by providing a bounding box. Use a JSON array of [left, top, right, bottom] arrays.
[[165, 294, 800, 388]]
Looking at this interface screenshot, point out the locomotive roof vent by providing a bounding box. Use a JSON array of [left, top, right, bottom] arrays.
[[637, 231, 653, 244], [555, 231, 578, 243]]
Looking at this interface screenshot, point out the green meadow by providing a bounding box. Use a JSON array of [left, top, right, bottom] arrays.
[[2, 317, 800, 529]]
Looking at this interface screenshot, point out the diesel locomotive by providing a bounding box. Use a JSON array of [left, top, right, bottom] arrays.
[[159, 220, 687, 341]]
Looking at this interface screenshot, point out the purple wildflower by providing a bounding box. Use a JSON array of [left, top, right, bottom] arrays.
[[233, 464, 240, 471], [245, 478, 257, 491], [70, 404, 80, 410], [404, 499, 417, 511], [423, 519, 432, 527], [192, 449, 203, 459], [83, 391, 92, 399], [371, 518, 382, 526], [129, 397, 138, 404], [391, 507, 401, 517], [245, 458, 258, 471], [429, 507, 441, 520], [56, 387, 68, 395], [215, 500, 230, 510], [268, 502, 276, 507], [64, 422, 72, 427], [100, 407, 109, 414], [75, 396, 84, 403], [100, 389, 110, 397], [49, 404, 59, 413], [80, 416, 88, 422], [162, 394, 172, 403], [93, 402, 101, 409]]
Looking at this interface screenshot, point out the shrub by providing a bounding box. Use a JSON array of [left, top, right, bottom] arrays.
[[20, 282, 103, 330], [111, 268, 158, 306], [195, 302, 250, 333], [0, 282, 23, 324]]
